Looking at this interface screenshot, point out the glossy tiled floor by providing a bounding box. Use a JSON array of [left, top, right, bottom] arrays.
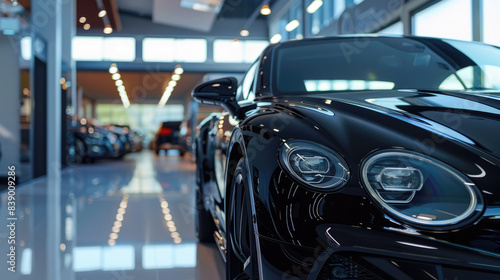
[[0, 151, 225, 280]]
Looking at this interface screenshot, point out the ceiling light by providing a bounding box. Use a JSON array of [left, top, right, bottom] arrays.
[[306, 0, 323, 14], [285, 19, 300, 32], [83, 23, 91, 30], [115, 80, 123, 86], [168, 81, 177, 87], [109, 64, 118, 74], [12, 1, 18, 6], [103, 25, 113, 34], [79, 17, 86, 24], [60, 78, 66, 85], [260, 4, 271, 15], [112, 73, 121, 80], [172, 74, 180, 81], [174, 67, 184, 75], [192, 3, 212, 12], [240, 29, 249, 37], [98, 9, 107, 17], [117, 85, 125, 92], [270, 33, 282, 44]]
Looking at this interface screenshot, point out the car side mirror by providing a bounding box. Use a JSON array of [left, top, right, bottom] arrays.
[[192, 77, 242, 118]]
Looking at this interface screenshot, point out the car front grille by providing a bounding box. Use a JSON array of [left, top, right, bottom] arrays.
[[317, 255, 383, 280]]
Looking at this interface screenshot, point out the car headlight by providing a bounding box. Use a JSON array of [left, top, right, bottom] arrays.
[[279, 140, 350, 190], [361, 150, 484, 228]]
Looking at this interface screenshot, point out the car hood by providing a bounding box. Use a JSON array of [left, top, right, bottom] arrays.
[[270, 90, 500, 160]]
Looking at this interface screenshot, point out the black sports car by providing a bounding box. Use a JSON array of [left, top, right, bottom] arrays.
[[193, 36, 500, 279]]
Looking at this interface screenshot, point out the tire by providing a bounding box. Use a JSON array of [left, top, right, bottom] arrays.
[[195, 191, 216, 243], [227, 158, 259, 280], [67, 138, 85, 166]]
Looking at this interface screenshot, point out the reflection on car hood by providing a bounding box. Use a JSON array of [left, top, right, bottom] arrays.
[[277, 90, 500, 159]]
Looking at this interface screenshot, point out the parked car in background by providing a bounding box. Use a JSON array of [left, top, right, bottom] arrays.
[[193, 36, 500, 279], [67, 121, 128, 164], [153, 121, 188, 156]]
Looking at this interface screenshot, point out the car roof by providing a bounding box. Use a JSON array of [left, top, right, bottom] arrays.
[[267, 34, 493, 49]]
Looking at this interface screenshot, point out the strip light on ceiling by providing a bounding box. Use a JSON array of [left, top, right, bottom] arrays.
[[285, 19, 300, 32], [109, 63, 130, 108], [306, 0, 323, 14], [270, 33, 282, 44], [158, 65, 183, 108]]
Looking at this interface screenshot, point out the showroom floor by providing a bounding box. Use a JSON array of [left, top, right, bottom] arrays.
[[0, 151, 225, 280]]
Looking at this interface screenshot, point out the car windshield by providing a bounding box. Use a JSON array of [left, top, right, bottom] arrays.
[[273, 37, 500, 96]]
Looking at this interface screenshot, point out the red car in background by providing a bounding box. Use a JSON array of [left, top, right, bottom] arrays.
[[153, 121, 188, 156]]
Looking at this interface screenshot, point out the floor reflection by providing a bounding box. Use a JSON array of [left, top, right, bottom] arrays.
[[0, 151, 224, 280]]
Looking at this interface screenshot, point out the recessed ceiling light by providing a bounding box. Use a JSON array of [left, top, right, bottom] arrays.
[[240, 29, 249, 37], [112, 73, 121, 80], [109, 64, 118, 74], [83, 23, 91, 30], [260, 4, 271, 15], [174, 66, 184, 75], [98, 10, 107, 18], [103, 25, 113, 34], [79, 17, 86, 24]]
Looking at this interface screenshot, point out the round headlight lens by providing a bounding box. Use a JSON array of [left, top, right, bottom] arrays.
[[280, 140, 350, 190], [361, 150, 484, 228]]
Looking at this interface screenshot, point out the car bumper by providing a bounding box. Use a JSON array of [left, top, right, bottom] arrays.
[[256, 224, 500, 279]]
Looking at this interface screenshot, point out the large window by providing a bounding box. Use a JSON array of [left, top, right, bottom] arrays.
[[142, 38, 207, 63], [213, 40, 268, 63], [378, 21, 404, 35], [413, 0, 472, 41], [483, 0, 500, 46], [72, 37, 136, 61]]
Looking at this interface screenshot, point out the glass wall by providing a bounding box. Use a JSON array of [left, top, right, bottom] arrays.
[[269, 0, 303, 43], [213, 40, 268, 63], [378, 21, 404, 35], [73, 37, 136, 61], [412, 0, 472, 41], [142, 38, 207, 63], [483, 0, 500, 46]]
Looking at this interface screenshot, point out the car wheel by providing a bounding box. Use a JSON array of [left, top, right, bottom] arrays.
[[195, 191, 216, 243], [227, 158, 259, 280], [67, 138, 85, 166]]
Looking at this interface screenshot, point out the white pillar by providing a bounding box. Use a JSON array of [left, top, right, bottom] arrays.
[[0, 35, 21, 177], [31, 0, 64, 279]]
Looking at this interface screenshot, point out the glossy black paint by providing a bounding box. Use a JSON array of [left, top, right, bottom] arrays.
[[194, 36, 500, 279]]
